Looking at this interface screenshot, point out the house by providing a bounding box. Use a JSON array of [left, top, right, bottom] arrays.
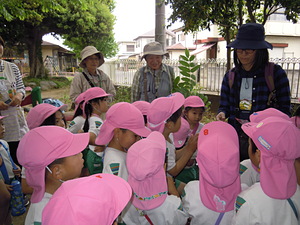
[[114, 9, 300, 61], [42, 41, 77, 74]]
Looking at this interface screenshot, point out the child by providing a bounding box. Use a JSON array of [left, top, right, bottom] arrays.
[[22, 103, 68, 194], [232, 117, 300, 225], [239, 108, 291, 187], [26, 103, 68, 129], [95, 102, 151, 181], [123, 131, 189, 224], [0, 115, 22, 224], [132, 100, 151, 125], [81, 87, 111, 175], [42, 173, 132, 225], [182, 121, 242, 225], [67, 91, 86, 134], [147, 93, 198, 197], [17, 126, 89, 225], [183, 95, 205, 135], [175, 95, 205, 184]]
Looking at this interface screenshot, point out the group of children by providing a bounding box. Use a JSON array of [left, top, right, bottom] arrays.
[[0, 87, 299, 224]]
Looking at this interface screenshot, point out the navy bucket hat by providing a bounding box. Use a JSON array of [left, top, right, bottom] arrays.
[[227, 23, 273, 50]]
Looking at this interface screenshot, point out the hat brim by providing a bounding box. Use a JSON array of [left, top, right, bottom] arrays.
[[27, 104, 68, 130], [199, 174, 241, 212], [128, 167, 167, 210], [79, 52, 105, 68], [95, 120, 151, 145], [227, 39, 273, 50], [26, 132, 89, 203], [141, 52, 169, 60]]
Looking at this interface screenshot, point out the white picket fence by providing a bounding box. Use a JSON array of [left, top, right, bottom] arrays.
[[101, 58, 300, 102]]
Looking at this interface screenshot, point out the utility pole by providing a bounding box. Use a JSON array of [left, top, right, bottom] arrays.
[[155, 0, 166, 51]]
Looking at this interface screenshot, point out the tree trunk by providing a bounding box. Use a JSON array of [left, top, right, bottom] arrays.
[[225, 28, 232, 71], [26, 29, 45, 78], [155, 0, 166, 51]]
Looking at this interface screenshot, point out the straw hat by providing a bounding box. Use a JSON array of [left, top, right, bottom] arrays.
[[141, 42, 169, 60], [79, 46, 105, 68]]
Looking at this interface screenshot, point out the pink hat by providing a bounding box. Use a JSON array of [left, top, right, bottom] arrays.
[[73, 92, 86, 114], [82, 87, 112, 114], [127, 131, 167, 210], [290, 116, 300, 129], [132, 101, 151, 115], [173, 117, 191, 148], [147, 92, 184, 132], [184, 95, 205, 108], [249, 108, 290, 123], [26, 103, 68, 129], [197, 121, 241, 212], [95, 102, 151, 145], [42, 173, 132, 225], [242, 117, 300, 199], [17, 126, 89, 203]]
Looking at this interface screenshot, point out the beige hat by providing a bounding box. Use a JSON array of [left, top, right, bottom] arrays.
[[141, 42, 169, 60], [79, 46, 105, 68]]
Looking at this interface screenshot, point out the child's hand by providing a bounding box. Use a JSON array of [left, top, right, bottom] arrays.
[[0, 101, 9, 110], [9, 93, 23, 107], [185, 134, 199, 152], [13, 167, 21, 176], [5, 184, 12, 191]]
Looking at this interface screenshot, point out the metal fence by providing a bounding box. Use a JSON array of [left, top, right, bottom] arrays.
[[102, 58, 300, 102]]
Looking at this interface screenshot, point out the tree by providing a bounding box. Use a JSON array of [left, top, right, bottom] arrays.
[[0, 0, 117, 77], [166, 0, 300, 70]]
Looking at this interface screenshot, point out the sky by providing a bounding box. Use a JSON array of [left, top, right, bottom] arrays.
[[43, 0, 179, 45]]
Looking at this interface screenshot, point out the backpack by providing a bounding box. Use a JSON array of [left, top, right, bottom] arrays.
[[228, 62, 278, 107]]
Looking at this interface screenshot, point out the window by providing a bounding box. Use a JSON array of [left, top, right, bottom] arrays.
[[126, 45, 134, 52]]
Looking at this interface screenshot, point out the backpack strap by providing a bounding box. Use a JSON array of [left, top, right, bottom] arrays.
[[82, 72, 95, 88], [264, 62, 275, 92], [228, 69, 235, 89]]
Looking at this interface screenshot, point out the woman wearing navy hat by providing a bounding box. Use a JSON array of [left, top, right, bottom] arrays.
[[216, 23, 291, 161]]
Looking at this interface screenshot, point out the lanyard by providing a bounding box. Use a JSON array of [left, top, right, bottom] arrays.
[[215, 212, 225, 225]]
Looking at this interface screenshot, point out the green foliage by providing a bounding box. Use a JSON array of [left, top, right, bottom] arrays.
[[23, 76, 72, 88], [112, 85, 131, 104], [172, 49, 211, 109], [0, 0, 117, 77]]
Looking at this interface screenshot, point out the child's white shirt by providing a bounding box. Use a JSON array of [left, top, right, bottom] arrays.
[[88, 115, 103, 151], [239, 159, 260, 187], [182, 180, 236, 225], [25, 192, 52, 225], [232, 183, 300, 225], [0, 140, 14, 179], [122, 195, 189, 225], [102, 147, 128, 181], [67, 115, 85, 134], [166, 134, 176, 174]]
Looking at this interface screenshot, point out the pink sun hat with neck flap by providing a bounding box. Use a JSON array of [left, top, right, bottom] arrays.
[[95, 102, 151, 145], [42, 173, 132, 225], [197, 121, 240, 213], [184, 95, 205, 108], [249, 108, 290, 123], [82, 87, 111, 115], [26, 103, 68, 130], [73, 91, 86, 114], [173, 117, 191, 148], [147, 92, 185, 133], [132, 101, 151, 115], [242, 116, 300, 199], [17, 126, 89, 203], [127, 131, 167, 210]]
